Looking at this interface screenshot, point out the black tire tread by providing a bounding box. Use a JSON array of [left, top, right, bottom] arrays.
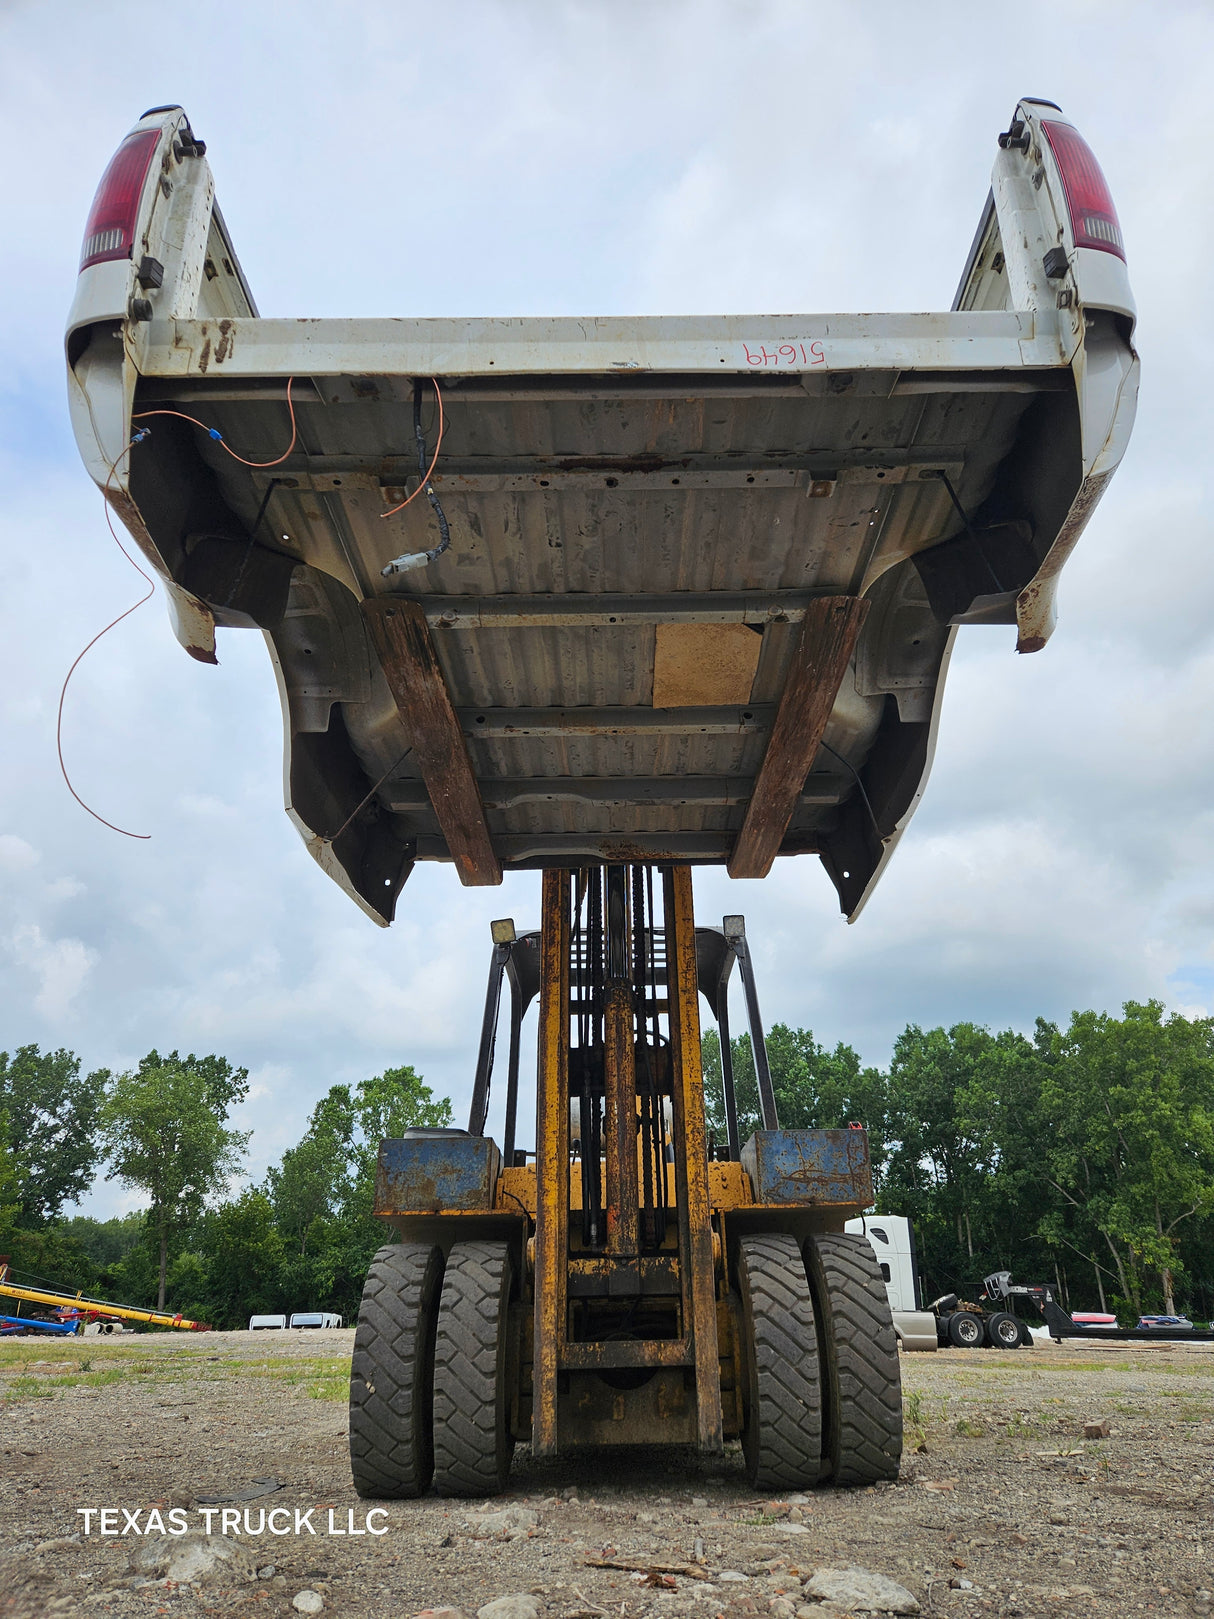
[[948, 1310, 984, 1348], [986, 1310, 1022, 1350], [737, 1232, 822, 1490], [805, 1233, 902, 1485], [432, 1240, 514, 1497], [349, 1242, 443, 1499]]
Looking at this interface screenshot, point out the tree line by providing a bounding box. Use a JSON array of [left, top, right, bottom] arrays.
[[0, 1047, 449, 1328], [2, 995, 1213, 1328], [702, 999, 1214, 1321]]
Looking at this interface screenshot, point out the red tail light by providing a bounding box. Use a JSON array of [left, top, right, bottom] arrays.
[[1041, 119, 1125, 261], [79, 128, 161, 271]]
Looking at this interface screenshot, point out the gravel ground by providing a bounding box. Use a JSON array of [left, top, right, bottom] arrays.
[[1, 1328, 1211, 1618]]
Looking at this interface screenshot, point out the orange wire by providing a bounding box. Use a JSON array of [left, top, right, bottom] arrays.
[[133, 376, 298, 467], [381, 378, 445, 518], [56, 440, 155, 840]]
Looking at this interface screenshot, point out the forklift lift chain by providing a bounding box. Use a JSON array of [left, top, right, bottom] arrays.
[[736, 1233, 822, 1490], [803, 1233, 902, 1485], [432, 1241, 517, 1497], [348, 1242, 444, 1498]]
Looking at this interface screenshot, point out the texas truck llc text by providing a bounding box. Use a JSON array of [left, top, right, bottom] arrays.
[[76, 1508, 389, 1537]]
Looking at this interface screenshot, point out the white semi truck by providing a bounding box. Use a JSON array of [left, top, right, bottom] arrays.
[[847, 1215, 1040, 1350]]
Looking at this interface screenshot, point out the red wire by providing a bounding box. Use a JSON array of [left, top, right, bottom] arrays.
[[57, 442, 156, 840], [381, 378, 445, 518], [132, 376, 298, 467]]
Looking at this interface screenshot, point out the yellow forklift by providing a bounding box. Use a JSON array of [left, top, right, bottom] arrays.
[[349, 863, 900, 1496]]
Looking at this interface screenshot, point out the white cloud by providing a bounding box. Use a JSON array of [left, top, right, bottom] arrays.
[[9, 923, 97, 1020], [0, 834, 39, 871]]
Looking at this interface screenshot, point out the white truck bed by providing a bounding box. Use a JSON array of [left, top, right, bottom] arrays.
[[66, 98, 1137, 924]]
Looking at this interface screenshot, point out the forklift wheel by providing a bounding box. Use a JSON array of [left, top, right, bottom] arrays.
[[985, 1311, 1023, 1349], [432, 1241, 516, 1497], [349, 1242, 444, 1499], [736, 1233, 822, 1490], [803, 1234, 902, 1485]]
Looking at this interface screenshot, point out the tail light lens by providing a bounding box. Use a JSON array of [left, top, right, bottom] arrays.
[[1041, 119, 1125, 260], [79, 128, 161, 271]]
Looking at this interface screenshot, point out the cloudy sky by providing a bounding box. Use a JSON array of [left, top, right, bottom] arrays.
[[2, 0, 1212, 1215]]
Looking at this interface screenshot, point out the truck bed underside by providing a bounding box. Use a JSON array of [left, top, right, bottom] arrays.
[[125, 351, 1080, 922]]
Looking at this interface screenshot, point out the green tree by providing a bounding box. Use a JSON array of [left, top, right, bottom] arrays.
[[0, 1111, 23, 1258], [0, 1045, 108, 1224], [99, 1056, 250, 1309], [133, 1050, 249, 1113], [266, 1122, 352, 1257], [1038, 1001, 1214, 1316], [193, 1191, 287, 1327], [265, 1065, 452, 1319], [350, 1065, 451, 1183], [878, 1022, 1059, 1299], [59, 1211, 147, 1269]]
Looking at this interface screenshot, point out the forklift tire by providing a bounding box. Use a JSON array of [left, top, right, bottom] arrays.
[[736, 1233, 822, 1490], [349, 1242, 444, 1499], [985, 1311, 1022, 1350], [803, 1233, 902, 1485], [947, 1311, 984, 1348], [432, 1241, 516, 1497]]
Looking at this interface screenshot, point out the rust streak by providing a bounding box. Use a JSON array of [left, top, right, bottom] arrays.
[[729, 596, 870, 879], [360, 599, 501, 886]]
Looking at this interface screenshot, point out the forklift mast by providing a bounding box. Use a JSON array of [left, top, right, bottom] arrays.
[[350, 863, 902, 1497]]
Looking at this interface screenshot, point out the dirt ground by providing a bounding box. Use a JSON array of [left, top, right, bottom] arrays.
[[1, 1328, 1211, 1619]]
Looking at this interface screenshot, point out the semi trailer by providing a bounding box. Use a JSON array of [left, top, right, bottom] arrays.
[[65, 97, 1138, 1493]]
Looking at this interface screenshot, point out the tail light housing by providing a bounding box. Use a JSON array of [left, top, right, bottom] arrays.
[[79, 128, 161, 271], [1041, 119, 1125, 260]]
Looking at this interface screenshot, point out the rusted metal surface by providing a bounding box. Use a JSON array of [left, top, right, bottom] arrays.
[[373, 1133, 501, 1214], [560, 1339, 692, 1370], [565, 1254, 680, 1297], [603, 978, 640, 1255], [495, 1163, 537, 1218], [360, 599, 501, 886], [707, 1160, 753, 1211], [560, 1367, 696, 1447], [664, 865, 724, 1453], [532, 868, 569, 1458], [728, 597, 871, 879], [740, 1127, 874, 1208]]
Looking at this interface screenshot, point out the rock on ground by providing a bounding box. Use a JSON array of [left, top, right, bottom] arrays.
[[803, 1566, 921, 1614], [464, 1505, 540, 1540], [126, 1531, 257, 1585], [477, 1597, 542, 1619]]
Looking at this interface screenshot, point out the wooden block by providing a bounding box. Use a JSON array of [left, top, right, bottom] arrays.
[[361, 599, 501, 887], [728, 596, 870, 879]]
